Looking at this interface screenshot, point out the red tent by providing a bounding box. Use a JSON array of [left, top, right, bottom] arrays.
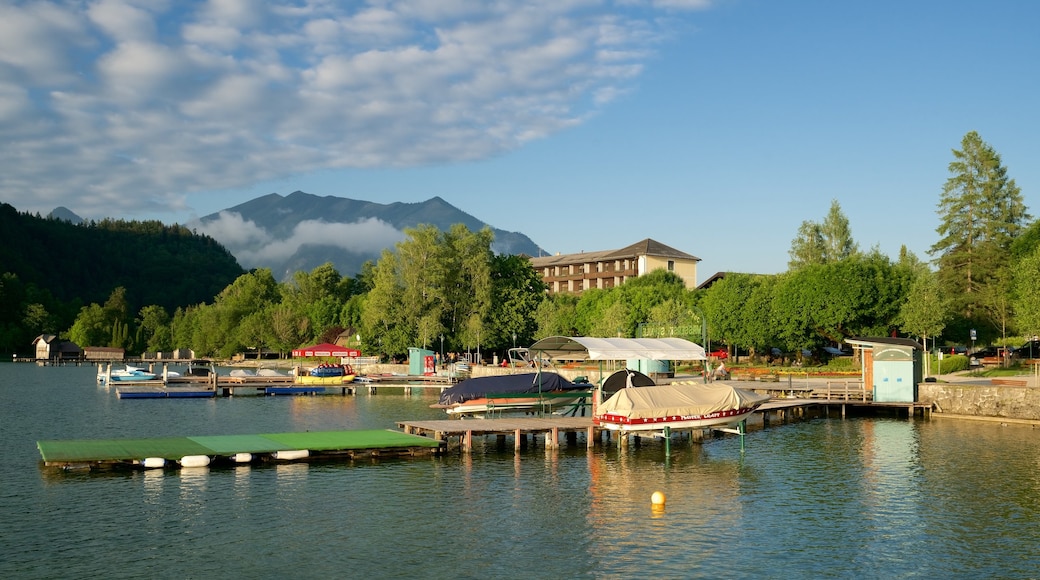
[[291, 343, 361, 358]]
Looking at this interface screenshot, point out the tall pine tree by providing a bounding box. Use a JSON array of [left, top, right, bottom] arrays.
[[930, 131, 1029, 338]]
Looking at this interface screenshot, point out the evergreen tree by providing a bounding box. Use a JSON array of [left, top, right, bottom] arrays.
[[931, 131, 1029, 325], [788, 200, 858, 270]]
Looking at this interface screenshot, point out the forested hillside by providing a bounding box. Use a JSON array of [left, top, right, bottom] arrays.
[[0, 203, 244, 353]]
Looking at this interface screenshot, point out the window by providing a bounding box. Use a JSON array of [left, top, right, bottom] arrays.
[[668, 260, 675, 271]]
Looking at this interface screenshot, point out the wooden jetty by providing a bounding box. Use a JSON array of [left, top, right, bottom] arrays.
[[37, 394, 937, 473], [37, 429, 445, 470], [401, 396, 933, 453]]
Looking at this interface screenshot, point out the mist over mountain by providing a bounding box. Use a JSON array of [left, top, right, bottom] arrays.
[[192, 191, 545, 279]]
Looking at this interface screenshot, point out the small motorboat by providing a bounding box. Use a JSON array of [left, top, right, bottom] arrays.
[[101, 365, 158, 383]]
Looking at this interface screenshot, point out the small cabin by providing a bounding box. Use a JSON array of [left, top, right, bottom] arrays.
[[845, 337, 923, 402]]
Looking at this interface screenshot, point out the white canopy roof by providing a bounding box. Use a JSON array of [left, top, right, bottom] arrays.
[[528, 336, 706, 361]]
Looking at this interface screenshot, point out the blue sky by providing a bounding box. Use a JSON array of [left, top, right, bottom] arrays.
[[2, 0, 1037, 281]]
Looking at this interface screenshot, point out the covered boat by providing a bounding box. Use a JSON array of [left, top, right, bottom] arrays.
[[595, 382, 770, 432], [432, 372, 592, 417]]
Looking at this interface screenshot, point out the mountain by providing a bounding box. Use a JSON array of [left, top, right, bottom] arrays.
[[47, 206, 84, 224], [194, 191, 544, 279]]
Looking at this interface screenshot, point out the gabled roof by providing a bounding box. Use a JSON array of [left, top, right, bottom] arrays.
[[529, 238, 699, 266], [608, 238, 700, 261]]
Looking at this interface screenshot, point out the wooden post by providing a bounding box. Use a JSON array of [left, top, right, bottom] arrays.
[[463, 430, 473, 452], [587, 426, 595, 449], [514, 428, 521, 451]]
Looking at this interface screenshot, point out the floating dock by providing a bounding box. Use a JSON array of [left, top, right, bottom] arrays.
[[117, 385, 216, 399], [37, 429, 445, 470]]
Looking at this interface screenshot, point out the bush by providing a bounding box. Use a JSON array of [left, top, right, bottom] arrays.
[[825, 357, 858, 370], [933, 354, 969, 373]]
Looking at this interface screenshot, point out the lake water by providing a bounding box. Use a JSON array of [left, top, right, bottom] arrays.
[[2, 363, 1039, 579]]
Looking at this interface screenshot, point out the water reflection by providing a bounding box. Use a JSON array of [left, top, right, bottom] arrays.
[[11, 365, 1040, 579]]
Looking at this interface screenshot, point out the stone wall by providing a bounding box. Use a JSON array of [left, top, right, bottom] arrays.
[[920, 383, 1040, 420]]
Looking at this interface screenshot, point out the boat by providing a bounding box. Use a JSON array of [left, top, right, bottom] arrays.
[[594, 381, 771, 433], [432, 372, 592, 417], [295, 364, 356, 385], [100, 365, 158, 383]]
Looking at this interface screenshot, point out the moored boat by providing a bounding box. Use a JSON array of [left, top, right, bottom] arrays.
[[432, 372, 592, 417], [594, 381, 771, 432], [100, 365, 158, 383]]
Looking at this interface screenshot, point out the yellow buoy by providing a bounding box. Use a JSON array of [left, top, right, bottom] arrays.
[[651, 491, 666, 506]]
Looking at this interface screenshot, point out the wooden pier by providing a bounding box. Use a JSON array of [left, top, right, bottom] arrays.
[[401, 397, 933, 452]]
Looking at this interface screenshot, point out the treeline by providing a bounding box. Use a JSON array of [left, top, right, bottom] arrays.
[[8, 131, 1040, 362], [0, 203, 244, 353]]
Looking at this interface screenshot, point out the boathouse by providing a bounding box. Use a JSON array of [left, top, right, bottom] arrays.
[[33, 335, 83, 362], [845, 337, 923, 403], [83, 346, 125, 362]]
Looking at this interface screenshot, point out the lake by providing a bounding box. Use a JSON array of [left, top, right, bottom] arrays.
[[2, 363, 1039, 579]]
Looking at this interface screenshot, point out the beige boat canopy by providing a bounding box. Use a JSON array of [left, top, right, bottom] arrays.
[[528, 336, 707, 362]]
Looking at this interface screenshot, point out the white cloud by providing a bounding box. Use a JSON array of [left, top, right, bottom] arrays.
[[0, 1, 694, 219], [192, 212, 405, 269], [87, 0, 158, 43]]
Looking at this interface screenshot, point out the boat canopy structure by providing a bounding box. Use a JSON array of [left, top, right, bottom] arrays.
[[527, 336, 707, 362]]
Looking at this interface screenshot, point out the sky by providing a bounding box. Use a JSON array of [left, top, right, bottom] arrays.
[[2, 0, 1038, 282]]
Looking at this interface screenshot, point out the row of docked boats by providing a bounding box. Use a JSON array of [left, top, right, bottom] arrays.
[[431, 368, 770, 434]]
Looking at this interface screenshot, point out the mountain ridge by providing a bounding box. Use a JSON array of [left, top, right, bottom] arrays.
[[195, 191, 544, 279]]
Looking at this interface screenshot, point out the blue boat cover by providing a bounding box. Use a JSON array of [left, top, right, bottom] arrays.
[[437, 372, 584, 406]]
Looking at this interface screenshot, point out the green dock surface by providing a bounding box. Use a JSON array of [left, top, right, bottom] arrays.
[[38, 429, 442, 465]]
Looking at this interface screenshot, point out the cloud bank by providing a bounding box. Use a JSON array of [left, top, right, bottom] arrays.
[[0, 0, 706, 219], [193, 211, 405, 269]]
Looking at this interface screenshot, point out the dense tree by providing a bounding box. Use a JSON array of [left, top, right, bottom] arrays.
[[897, 269, 950, 351], [701, 273, 779, 358], [362, 250, 407, 358], [441, 225, 494, 351], [68, 304, 109, 349], [1012, 246, 1040, 341], [931, 131, 1029, 327], [484, 254, 546, 351], [360, 224, 495, 360], [201, 269, 280, 357], [772, 252, 911, 352], [788, 200, 859, 270], [136, 305, 172, 352], [534, 293, 580, 339]]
